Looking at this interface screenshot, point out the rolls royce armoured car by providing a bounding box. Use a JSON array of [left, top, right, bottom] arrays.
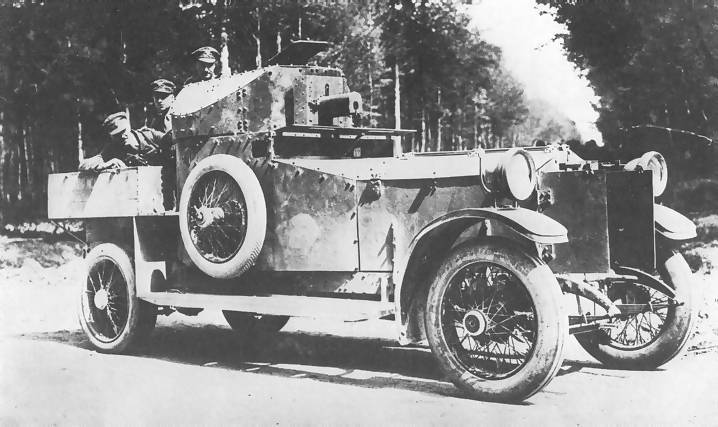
[[48, 41, 698, 402]]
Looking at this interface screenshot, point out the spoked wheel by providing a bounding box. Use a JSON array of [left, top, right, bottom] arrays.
[[179, 154, 266, 279], [188, 170, 248, 263], [425, 239, 566, 402], [222, 311, 290, 336], [78, 243, 156, 353], [576, 250, 695, 369]]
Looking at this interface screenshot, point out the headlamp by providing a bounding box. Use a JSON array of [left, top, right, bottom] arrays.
[[482, 148, 537, 201], [625, 151, 667, 197]]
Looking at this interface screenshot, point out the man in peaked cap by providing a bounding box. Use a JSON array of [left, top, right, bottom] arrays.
[[184, 46, 220, 85], [79, 111, 169, 171], [147, 78, 176, 134]]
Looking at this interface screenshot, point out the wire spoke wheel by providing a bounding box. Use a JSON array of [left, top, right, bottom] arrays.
[[425, 239, 566, 402], [188, 170, 248, 263], [441, 263, 537, 380], [603, 282, 669, 350], [81, 258, 130, 342], [576, 250, 695, 369], [179, 154, 267, 279], [78, 243, 157, 353]]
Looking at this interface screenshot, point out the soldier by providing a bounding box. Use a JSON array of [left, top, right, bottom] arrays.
[[79, 112, 167, 171], [184, 46, 220, 85], [147, 78, 175, 134]]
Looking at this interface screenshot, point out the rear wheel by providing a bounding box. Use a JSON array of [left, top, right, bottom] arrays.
[[576, 251, 695, 369], [222, 311, 289, 336], [78, 243, 156, 353], [425, 239, 567, 402]]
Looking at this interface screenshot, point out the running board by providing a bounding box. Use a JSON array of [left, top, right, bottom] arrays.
[[139, 292, 395, 321]]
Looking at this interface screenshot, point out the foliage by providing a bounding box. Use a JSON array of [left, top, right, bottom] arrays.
[[0, 0, 534, 223], [537, 0, 718, 178], [380, 0, 528, 150]]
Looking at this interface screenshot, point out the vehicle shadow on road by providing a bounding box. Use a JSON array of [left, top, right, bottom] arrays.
[[14, 323, 469, 399], [14, 323, 621, 403]]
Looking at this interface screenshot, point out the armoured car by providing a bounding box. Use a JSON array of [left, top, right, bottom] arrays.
[[48, 41, 698, 402]]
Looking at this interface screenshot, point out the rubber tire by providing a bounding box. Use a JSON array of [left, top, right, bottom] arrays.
[[179, 154, 267, 279], [575, 251, 695, 369], [78, 243, 157, 353], [425, 238, 567, 403], [222, 311, 290, 336]]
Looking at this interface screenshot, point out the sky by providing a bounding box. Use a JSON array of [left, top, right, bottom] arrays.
[[465, 0, 603, 144]]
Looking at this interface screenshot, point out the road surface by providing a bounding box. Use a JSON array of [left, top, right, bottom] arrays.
[[0, 279, 716, 426]]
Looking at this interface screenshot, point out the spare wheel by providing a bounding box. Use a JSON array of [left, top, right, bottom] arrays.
[[179, 154, 266, 279]]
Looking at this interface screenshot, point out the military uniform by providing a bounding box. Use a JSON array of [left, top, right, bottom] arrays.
[[147, 78, 175, 134], [184, 46, 219, 86], [148, 112, 172, 134], [79, 112, 169, 171]]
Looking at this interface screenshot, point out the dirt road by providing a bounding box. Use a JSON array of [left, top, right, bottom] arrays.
[[1, 277, 717, 426]]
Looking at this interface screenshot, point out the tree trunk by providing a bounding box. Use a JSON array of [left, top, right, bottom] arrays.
[[254, 7, 262, 68], [368, 66, 373, 128], [436, 88, 441, 151], [473, 104, 478, 149], [394, 61, 401, 129], [17, 125, 25, 201], [420, 108, 426, 152], [427, 120, 432, 152], [77, 119, 83, 166], [220, 28, 231, 77], [24, 123, 33, 203]]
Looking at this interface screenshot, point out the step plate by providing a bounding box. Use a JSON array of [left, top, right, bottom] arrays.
[[140, 292, 394, 321]]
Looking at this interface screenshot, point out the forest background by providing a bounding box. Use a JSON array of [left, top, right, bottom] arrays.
[[0, 0, 716, 223]]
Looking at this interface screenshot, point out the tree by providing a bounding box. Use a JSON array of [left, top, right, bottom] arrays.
[[537, 0, 718, 176], [380, 0, 527, 151], [0, 0, 534, 223]]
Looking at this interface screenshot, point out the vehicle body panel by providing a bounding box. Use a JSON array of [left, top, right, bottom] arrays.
[[47, 167, 166, 218], [537, 170, 610, 273]]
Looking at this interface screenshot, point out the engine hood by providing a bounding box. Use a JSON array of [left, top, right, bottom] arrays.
[[274, 152, 481, 181]]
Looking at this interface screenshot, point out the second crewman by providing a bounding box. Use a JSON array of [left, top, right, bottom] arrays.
[[184, 46, 220, 85]]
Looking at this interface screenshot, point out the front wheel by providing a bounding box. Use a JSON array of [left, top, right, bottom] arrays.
[[576, 251, 695, 369], [78, 243, 157, 353], [425, 239, 567, 402]]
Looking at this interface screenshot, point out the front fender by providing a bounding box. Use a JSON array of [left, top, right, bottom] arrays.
[[454, 207, 569, 244], [655, 204, 696, 240], [396, 207, 567, 284], [393, 207, 567, 345]]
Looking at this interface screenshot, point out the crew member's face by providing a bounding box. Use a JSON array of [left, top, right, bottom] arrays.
[[110, 124, 130, 144], [195, 61, 216, 81], [152, 92, 174, 112]]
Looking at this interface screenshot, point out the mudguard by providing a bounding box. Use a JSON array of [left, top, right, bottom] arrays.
[[396, 207, 567, 286], [655, 204, 697, 241], [452, 207, 568, 244], [394, 207, 567, 345]]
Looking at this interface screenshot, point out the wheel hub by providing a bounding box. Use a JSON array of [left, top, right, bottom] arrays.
[[195, 206, 225, 229], [463, 310, 488, 337], [94, 289, 109, 310]]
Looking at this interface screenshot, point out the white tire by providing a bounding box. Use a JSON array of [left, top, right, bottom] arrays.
[[179, 154, 266, 279]]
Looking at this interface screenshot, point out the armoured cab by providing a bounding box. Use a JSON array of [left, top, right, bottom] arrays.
[[169, 41, 402, 185], [168, 41, 414, 279], [171, 40, 359, 134]]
